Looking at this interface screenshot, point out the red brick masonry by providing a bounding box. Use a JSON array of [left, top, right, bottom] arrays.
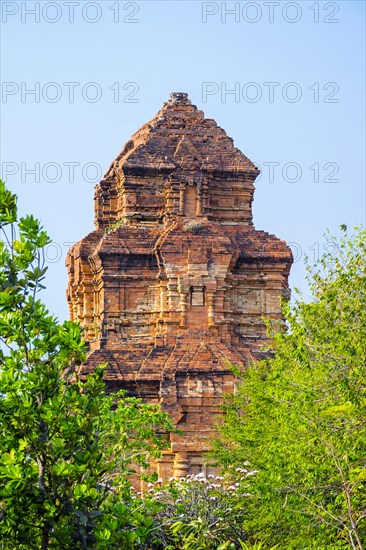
[[66, 92, 293, 479]]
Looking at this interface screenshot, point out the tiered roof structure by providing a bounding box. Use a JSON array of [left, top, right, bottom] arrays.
[[66, 92, 292, 479]]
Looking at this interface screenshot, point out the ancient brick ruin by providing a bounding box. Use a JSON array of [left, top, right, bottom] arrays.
[[66, 92, 292, 479]]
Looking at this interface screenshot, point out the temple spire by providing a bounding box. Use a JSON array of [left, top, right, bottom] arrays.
[[66, 94, 292, 482]]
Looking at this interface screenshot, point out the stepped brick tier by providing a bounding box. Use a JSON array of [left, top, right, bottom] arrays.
[[66, 92, 293, 479]]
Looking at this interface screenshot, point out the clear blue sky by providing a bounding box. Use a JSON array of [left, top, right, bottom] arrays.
[[1, 0, 365, 321]]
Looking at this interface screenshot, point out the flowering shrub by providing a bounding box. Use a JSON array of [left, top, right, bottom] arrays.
[[145, 468, 257, 549]]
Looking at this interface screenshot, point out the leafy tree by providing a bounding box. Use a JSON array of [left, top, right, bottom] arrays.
[[0, 180, 173, 549], [214, 227, 366, 549]]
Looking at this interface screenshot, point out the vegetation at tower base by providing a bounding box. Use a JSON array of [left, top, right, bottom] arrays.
[[213, 226, 366, 549], [0, 180, 173, 549], [1, 175, 365, 550]]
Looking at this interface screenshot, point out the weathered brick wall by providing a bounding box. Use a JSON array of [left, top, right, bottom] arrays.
[[66, 92, 292, 480]]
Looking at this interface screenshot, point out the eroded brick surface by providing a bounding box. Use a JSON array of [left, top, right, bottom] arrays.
[[66, 93, 293, 479]]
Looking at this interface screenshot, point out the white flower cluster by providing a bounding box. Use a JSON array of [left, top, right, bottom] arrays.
[[147, 464, 258, 501], [141, 465, 255, 545]]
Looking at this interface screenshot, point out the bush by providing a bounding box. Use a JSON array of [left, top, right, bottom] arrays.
[[183, 220, 204, 234], [145, 470, 256, 549]]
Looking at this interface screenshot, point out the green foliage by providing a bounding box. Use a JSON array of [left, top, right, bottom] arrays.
[[183, 220, 204, 234], [106, 219, 125, 233], [214, 226, 366, 549], [145, 471, 253, 549], [0, 181, 173, 549], [237, 544, 279, 550]]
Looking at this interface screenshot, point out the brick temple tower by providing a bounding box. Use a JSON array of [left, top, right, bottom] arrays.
[[66, 92, 292, 479]]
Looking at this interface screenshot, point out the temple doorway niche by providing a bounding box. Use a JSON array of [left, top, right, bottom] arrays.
[[186, 286, 207, 329], [184, 186, 197, 217], [189, 286, 206, 306]]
